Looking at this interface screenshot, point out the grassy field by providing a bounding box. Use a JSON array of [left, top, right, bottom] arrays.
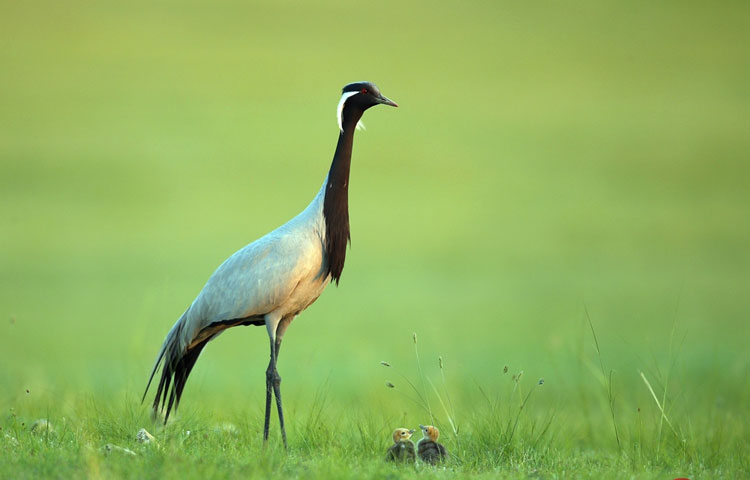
[[1, 0, 749, 478]]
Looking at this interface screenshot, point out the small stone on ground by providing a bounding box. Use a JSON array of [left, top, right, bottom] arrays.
[[136, 428, 156, 444]]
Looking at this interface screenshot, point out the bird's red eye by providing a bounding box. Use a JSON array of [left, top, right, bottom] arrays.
[[361, 88, 368, 94]]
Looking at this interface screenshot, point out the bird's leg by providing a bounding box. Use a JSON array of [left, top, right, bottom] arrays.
[[272, 336, 288, 449], [263, 338, 276, 445], [262, 336, 288, 449]]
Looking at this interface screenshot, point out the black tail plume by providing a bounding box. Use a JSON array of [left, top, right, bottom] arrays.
[[142, 314, 209, 424]]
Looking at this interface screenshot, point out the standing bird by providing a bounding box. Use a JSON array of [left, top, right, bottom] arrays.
[[417, 425, 448, 464], [386, 428, 416, 463], [142, 82, 397, 448]]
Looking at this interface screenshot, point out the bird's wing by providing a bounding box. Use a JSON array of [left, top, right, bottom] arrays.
[[182, 226, 325, 342], [418, 439, 441, 463], [386, 442, 416, 462], [437, 442, 448, 458], [405, 440, 416, 460], [385, 444, 398, 461]]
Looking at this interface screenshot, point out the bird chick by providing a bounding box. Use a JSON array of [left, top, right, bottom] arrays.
[[417, 424, 448, 464], [386, 428, 416, 463]]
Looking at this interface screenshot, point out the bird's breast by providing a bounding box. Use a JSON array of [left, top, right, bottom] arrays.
[[280, 268, 329, 317], [267, 229, 330, 319]]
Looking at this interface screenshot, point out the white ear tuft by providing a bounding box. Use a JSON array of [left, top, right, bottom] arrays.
[[337, 91, 359, 132]]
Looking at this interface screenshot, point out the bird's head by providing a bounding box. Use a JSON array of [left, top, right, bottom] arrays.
[[392, 427, 415, 444], [337, 81, 398, 132], [419, 424, 440, 442]]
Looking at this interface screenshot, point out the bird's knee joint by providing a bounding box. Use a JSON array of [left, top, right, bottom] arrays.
[[266, 369, 281, 385]]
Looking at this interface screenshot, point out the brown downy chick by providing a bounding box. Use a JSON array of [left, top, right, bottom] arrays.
[[417, 424, 448, 464], [385, 428, 416, 463]]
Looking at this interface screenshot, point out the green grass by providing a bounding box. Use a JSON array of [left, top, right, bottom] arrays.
[[1, 0, 749, 478]]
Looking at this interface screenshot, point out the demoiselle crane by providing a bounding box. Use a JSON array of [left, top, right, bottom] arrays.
[[417, 425, 448, 464], [142, 81, 397, 447], [386, 428, 416, 463]]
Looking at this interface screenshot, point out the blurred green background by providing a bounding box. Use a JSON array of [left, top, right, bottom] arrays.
[[1, 0, 749, 460]]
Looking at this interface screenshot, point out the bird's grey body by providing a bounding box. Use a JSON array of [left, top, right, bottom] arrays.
[[143, 81, 397, 448], [386, 440, 416, 463], [417, 439, 448, 464], [176, 181, 329, 353]]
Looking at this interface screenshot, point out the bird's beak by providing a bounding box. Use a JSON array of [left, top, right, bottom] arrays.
[[408, 429, 416, 434], [378, 95, 398, 107]]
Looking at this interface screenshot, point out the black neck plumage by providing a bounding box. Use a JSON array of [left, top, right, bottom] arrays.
[[323, 106, 364, 284]]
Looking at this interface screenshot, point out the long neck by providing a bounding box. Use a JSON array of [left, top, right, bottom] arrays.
[[323, 107, 363, 284]]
